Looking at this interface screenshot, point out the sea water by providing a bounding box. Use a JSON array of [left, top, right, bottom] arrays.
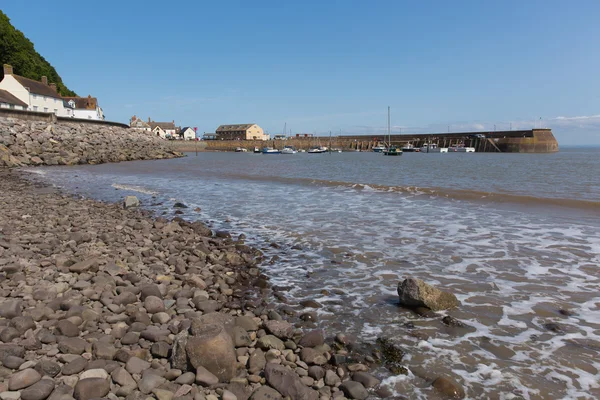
[[30, 148, 600, 399]]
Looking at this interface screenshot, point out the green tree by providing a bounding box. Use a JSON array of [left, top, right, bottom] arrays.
[[0, 10, 76, 96]]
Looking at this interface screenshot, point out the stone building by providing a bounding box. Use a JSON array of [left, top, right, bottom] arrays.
[[216, 124, 268, 140]]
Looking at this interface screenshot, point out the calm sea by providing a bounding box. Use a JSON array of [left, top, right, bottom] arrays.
[[29, 147, 600, 399]]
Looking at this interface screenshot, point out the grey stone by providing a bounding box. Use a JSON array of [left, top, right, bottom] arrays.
[[113, 291, 137, 306], [339, 381, 368, 400], [92, 342, 116, 360], [68, 259, 98, 274], [324, 370, 341, 386], [397, 277, 460, 311], [9, 368, 42, 391], [186, 324, 236, 382], [235, 316, 259, 332], [61, 357, 87, 375], [140, 284, 162, 301], [125, 357, 150, 375], [263, 321, 293, 339], [298, 330, 324, 348], [232, 326, 252, 348], [34, 360, 61, 378], [195, 366, 219, 387], [111, 367, 137, 387], [57, 338, 87, 355], [307, 366, 325, 380], [249, 386, 282, 400], [175, 372, 196, 385], [432, 376, 465, 399], [248, 349, 266, 374], [144, 296, 165, 314], [257, 335, 284, 351], [10, 316, 35, 334], [0, 300, 22, 319], [300, 348, 326, 365], [21, 379, 55, 400], [0, 327, 21, 342], [351, 372, 380, 389], [151, 341, 171, 358], [2, 355, 25, 369], [138, 373, 166, 395], [73, 378, 110, 400], [264, 364, 318, 400], [124, 196, 140, 209], [55, 320, 79, 337], [171, 331, 189, 371]]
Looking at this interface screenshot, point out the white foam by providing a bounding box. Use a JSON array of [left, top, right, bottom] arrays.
[[112, 183, 158, 195]]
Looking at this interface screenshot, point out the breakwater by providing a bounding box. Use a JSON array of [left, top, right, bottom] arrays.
[[0, 113, 182, 168], [191, 128, 558, 153]]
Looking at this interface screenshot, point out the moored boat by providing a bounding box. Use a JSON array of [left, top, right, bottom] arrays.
[[449, 144, 475, 152], [420, 143, 448, 153], [253, 147, 261, 153], [308, 146, 327, 154], [401, 143, 419, 152], [235, 147, 247, 152], [262, 147, 281, 154], [281, 145, 297, 154], [372, 145, 386, 153]]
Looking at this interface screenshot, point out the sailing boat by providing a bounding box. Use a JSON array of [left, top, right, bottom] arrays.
[[383, 106, 402, 156]]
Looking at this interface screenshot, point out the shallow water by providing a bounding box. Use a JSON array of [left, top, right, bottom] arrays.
[[28, 148, 600, 399]]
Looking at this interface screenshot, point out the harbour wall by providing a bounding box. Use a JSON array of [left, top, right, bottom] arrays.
[[177, 129, 559, 153]]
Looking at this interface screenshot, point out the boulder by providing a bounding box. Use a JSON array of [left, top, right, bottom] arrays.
[[73, 378, 110, 400], [20, 378, 55, 400], [339, 381, 368, 400], [264, 364, 318, 400], [8, 368, 41, 390], [397, 277, 460, 311], [124, 196, 140, 209], [186, 324, 236, 382], [432, 376, 465, 399]]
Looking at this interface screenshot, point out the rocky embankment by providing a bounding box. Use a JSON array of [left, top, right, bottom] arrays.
[[0, 171, 393, 400], [0, 117, 182, 168]]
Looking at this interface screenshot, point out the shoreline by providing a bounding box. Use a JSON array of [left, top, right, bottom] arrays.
[[0, 168, 411, 400]]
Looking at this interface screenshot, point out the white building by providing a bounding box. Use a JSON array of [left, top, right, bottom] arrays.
[[179, 127, 196, 140], [150, 120, 177, 139], [0, 64, 69, 116], [0, 89, 28, 110], [63, 96, 104, 120]]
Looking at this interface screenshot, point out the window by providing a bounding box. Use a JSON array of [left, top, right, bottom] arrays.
[[32, 94, 37, 99], [33, 106, 38, 111], [9, 104, 15, 109], [44, 107, 48, 113], [54, 109, 58, 113]]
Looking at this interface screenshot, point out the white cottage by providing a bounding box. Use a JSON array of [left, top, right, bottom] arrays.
[[178, 127, 196, 140], [150, 120, 177, 139], [0, 89, 28, 110], [63, 95, 105, 120], [0, 64, 69, 116]]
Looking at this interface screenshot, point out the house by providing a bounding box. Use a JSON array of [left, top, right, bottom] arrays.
[[0, 64, 69, 116], [129, 115, 151, 131], [216, 124, 268, 140], [62, 95, 104, 120], [149, 119, 177, 139], [0, 89, 28, 110], [178, 127, 196, 140]]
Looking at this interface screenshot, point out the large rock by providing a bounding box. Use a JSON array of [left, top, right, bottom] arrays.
[[186, 324, 236, 382], [432, 376, 465, 399], [8, 368, 41, 390], [397, 277, 460, 311], [73, 378, 110, 400], [339, 381, 368, 400], [264, 364, 318, 400], [250, 386, 282, 400], [0, 299, 22, 319], [20, 378, 55, 400], [123, 196, 140, 209]]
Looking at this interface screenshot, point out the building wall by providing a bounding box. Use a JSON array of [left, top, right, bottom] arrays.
[[181, 129, 195, 140], [73, 108, 104, 120], [0, 75, 68, 116], [0, 102, 26, 110], [245, 124, 267, 140], [0, 75, 30, 104]]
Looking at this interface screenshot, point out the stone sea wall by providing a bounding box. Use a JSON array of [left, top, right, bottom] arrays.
[[0, 116, 182, 168]]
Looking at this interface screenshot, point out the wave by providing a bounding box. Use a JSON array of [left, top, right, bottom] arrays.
[[111, 183, 158, 195], [198, 172, 600, 212]]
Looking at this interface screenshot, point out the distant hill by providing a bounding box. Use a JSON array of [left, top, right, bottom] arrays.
[[0, 10, 76, 96]]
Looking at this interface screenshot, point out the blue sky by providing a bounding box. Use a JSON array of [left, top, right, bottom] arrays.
[[3, 1, 599, 145]]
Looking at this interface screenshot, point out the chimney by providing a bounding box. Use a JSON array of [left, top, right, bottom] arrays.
[[148, 117, 151, 123], [49, 83, 57, 92], [41, 76, 48, 85], [3, 64, 13, 75]]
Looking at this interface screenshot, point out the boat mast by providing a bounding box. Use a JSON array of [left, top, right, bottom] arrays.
[[388, 106, 392, 150]]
